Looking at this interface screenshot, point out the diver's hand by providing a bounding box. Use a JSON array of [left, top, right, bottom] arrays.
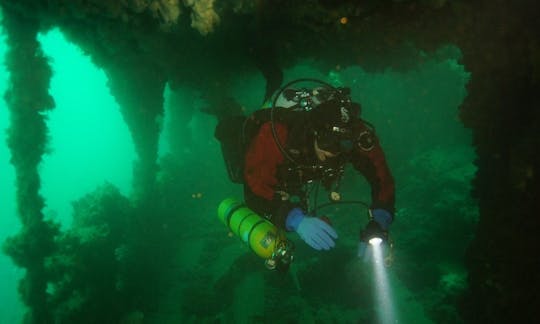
[[372, 208, 393, 231], [286, 208, 338, 250]]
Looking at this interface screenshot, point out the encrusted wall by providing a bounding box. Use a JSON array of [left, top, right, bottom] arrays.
[[454, 1, 540, 322]]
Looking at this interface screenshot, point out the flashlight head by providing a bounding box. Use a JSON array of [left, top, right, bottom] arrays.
[[369, 237, 383, 246], [361, 220, 387, 245]]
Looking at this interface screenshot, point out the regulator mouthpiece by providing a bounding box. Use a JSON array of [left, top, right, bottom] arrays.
[[265, 240, 295, 272]]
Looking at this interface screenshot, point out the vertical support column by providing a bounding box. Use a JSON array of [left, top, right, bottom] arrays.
[[1, 9, 58, 324], [105, 62, 166, 203]]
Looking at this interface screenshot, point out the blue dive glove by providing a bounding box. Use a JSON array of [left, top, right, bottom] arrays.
[[372, 208, 393, 231], [286, 208, 338, 250]]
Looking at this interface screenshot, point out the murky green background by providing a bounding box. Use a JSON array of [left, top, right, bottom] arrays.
[[1, 24, 477, 323]]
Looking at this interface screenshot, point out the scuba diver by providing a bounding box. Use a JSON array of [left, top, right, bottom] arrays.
[[212, 79, 395, 269]]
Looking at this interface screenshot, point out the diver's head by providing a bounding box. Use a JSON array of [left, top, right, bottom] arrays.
[[309, 97, 360, 155], [270, 82, 362, 160]]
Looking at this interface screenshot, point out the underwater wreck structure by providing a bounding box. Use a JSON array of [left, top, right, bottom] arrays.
[[0, 0, 539, 323]]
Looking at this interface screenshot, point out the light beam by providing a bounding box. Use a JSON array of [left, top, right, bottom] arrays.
[[371, 243, 397, 324]]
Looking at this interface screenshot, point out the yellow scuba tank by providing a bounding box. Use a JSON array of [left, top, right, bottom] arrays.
[[217, 198, 294, 270]]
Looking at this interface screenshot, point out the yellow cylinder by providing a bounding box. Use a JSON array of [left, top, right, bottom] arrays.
[[218, 198, 284, 259]]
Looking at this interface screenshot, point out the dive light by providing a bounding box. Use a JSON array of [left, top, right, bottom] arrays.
[[361, 219, 387, 246], [360, 210, 394, 267]]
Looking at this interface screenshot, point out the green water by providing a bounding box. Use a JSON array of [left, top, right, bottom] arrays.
[[37, 29, 136, 229], [0, 21, 22, 324], [0, 28, 137, 323], [1, 25, 476, 323]]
